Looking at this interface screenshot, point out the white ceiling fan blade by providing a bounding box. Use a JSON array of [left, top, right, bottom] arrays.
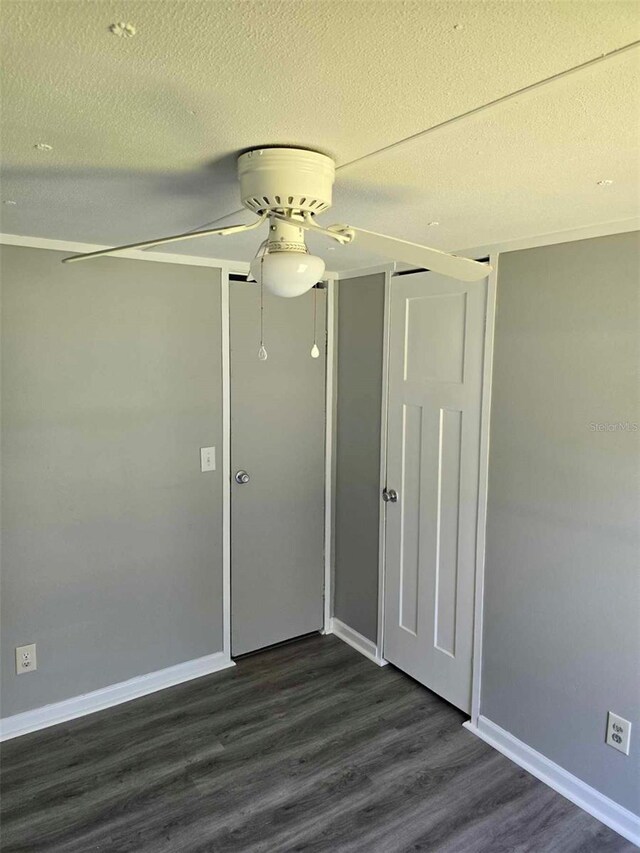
[[61, 213, 267, 263], [346, 226, 490, 281]]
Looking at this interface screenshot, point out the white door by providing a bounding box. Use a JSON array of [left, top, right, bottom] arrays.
[[383, 271, 486, 713], [230, 281, 326, 656]]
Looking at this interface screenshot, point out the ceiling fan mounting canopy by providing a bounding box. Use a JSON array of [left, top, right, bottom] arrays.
[[238, 147, 335, 217]]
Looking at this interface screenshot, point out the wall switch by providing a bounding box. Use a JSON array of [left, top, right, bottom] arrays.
[[606, 711, 631, 755], [16, 643, 37, 675], [200, 446, 216, 472]]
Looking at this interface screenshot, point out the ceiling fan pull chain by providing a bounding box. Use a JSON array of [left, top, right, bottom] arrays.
[[310, 286, 320, 359], [257, 257, 268, 362]]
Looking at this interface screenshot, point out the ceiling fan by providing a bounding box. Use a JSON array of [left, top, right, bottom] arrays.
[[62, 147, 490, 295]]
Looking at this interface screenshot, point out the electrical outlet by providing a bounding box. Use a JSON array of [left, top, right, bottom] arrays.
[[606, 711, 631, 755], [16, 643, 37, 675], [200, 446, 216, 472]]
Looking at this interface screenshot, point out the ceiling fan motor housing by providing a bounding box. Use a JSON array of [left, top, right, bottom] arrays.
[[237, 147, 335, 217]]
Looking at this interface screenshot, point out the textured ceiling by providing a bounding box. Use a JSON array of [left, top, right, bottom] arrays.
[[1, 0, 639, 269]]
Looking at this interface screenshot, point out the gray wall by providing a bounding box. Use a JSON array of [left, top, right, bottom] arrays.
[[482, 232, 640, 814], [333, 273, 385, 641], [1, 246, 224, 717]]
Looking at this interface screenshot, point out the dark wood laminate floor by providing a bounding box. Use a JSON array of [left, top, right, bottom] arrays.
[[0, 634, 634, 853]]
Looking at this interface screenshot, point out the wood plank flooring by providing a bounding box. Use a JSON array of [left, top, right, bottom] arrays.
[[0, 634, 634, 852]]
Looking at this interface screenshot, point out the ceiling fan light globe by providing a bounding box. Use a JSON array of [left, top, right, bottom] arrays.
[[250, 252, 325, 298]]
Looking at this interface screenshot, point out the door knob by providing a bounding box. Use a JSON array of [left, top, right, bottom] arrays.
[[235, 470, 250, 485], [382, 488, 398, 503]]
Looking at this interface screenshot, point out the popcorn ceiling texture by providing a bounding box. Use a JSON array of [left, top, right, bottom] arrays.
[[0, 0, 638, 268]]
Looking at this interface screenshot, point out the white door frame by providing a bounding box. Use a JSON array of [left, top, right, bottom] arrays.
[[375, 267, 393, 662], [469, 254, 499, 723], [220, 269, 232, 660], [323, 275, 338, 631]]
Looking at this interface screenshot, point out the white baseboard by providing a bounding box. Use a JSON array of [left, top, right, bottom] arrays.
[[464, 716, 640, 847], [0, 652, 235, 741], [327, 617, 387, 667]]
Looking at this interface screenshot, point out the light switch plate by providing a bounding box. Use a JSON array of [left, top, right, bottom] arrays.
[[606, 711, 631, 755], [200, 446, 216, 472]]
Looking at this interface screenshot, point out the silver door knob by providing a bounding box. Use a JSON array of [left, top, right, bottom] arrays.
[[382, 488, 398, 503], [235, 470, 250, 485]]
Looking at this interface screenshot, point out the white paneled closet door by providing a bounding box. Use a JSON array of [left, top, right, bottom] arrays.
[[383, 271, 487, 713]]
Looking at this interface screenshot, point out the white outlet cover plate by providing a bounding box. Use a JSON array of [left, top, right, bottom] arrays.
[[606, 711, 631, 755], [16, 643, 37, 675], [200, 446, 216, 472]]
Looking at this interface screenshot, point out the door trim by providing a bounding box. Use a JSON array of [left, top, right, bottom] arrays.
[[323, 278, 337, 631], [221, 270, 232, 659], [375, 267, 393, 663], [470, 254, 499, 725]]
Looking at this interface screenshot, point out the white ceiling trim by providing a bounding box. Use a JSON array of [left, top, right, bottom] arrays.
[[329, 218, 640, 279], [458, 216, 640, 260], [0, 233, 250, 274]]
